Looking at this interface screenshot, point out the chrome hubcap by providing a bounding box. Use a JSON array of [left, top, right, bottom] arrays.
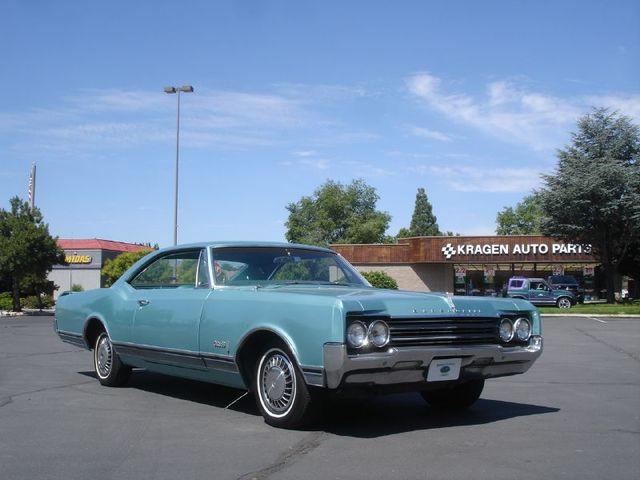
[[260, 352, 295, 413], [559, 299, 571, 308], [96, 335, 113, 378]]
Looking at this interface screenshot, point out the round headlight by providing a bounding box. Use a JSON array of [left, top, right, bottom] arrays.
[[347, 321, 368, 348], [368, 320, 390, 348], [499, 318, 514, 342], [514, 318, 531, 341]]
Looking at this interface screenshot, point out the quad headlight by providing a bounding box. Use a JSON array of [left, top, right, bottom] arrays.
[[368, 320, 390, 348], [514, 318, 532, 342], [346, 321, 368, 349], [499, 318, 514, 342], [346, 319, 390, 349]]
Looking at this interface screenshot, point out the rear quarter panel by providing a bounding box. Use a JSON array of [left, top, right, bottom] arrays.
[[55, 287, 130, 345]]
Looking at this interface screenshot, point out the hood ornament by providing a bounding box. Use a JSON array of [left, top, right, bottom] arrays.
[[445, 292, 456, 311]]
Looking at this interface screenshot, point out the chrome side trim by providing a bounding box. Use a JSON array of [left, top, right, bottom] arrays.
[[112, 342, 240, 374], [57, 330, 89, 349], [300, 365, 325, 387], [201, 352, 240, 373], [113, 342, 206, 369]]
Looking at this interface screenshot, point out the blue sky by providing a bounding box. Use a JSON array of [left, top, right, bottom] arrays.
[[1, 0, 638, 246]]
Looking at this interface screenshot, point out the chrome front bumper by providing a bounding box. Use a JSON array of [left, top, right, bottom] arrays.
[[323, 336, 543, 389]]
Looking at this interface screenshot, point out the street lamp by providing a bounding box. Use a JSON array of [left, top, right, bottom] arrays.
[[164, 85, 194, 245]]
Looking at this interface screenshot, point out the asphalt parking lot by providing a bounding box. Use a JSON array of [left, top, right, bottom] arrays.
[[1, 315, 639, 480]]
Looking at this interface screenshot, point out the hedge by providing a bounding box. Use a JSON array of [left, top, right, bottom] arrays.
[[360, 270, 399, 289]]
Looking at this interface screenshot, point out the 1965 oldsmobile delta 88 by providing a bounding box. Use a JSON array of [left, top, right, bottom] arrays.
[[55, 242, 543, 428]]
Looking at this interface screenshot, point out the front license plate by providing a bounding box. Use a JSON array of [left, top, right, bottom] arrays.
[[426, 358, 462, 382]]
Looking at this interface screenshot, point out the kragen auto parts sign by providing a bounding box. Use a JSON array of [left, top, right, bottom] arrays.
[[441, 242, 591, 260]]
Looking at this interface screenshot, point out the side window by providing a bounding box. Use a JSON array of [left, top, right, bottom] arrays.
[[130, 250, 201, 289], [196, 249, 210, 288], [530, 281, 545, 290]]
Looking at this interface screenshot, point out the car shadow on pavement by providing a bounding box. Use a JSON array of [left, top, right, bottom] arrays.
[[320, 395, 560, 438], [78, 370, 260, 416], [79, 370, 559, 437]]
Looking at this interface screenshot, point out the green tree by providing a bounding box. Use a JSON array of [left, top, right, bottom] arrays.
[[285, 179, 391, 246], [102, 250, 151, 287], [21, 273, 56, 310], [538, 109, 640, 303], [0, 197, 65, 311], [495, 193, 543, 235], [397, 188, 441, 238], [361, 270, 399, 289]]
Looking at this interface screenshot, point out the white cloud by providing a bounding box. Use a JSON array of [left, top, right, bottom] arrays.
[[279, 156, 331, 170], [343, 160, 397, 177], [1, 83, 374, 154], [292, 150, 318, 157], [299, 158, 331, 170], [586, 94, 640, 121], [408, 164, 541, 193], [406, 72, 640, 150], [408, 126, 453, 142]]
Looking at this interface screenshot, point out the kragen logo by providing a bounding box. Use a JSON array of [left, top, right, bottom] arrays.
[[442, 243, 455, 259]]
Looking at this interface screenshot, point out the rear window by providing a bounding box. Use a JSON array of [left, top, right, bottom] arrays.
[[509, 279, 524, 289]]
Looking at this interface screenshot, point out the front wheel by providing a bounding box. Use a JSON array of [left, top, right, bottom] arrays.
[[94, 332, 131, 387], [254, 345, 315, 428], [557, 297, 572, 309], [420, 379, 485, 410]]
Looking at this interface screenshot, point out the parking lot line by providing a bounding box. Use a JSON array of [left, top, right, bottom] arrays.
[[585, 315, 607, 324]]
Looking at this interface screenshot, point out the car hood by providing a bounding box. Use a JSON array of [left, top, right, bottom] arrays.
[[258, 285, 533, 316]]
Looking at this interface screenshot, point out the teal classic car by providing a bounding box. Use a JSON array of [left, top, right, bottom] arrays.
[[55, 242, 543, 428], [505, 276, 576, 308]]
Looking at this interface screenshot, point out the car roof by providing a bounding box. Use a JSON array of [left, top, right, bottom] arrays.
[[155, 241, 336, 255]]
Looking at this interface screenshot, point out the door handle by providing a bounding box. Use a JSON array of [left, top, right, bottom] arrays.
[[138, 299, 150, 307]]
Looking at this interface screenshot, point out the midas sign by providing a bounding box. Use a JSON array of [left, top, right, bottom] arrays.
[[65, 255, 92, 264]]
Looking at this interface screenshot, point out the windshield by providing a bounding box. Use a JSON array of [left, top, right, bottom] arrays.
[[209, 247, 369, 287]]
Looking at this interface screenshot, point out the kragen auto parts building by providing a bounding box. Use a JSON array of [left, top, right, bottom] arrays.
[[332, 235, 602, 298]]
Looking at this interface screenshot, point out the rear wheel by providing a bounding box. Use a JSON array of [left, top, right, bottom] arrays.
[[94, 332, 131, 387], [421, 379, 484, 410], [254, 343, 315, 428], [557, 297, 572, 309]]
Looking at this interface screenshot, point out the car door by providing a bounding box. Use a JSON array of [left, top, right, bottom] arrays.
[[128, 248, 212, 364], [528, 280, 554, 305]]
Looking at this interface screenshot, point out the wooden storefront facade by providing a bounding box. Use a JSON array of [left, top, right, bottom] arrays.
[[332, 235, 600, 297]]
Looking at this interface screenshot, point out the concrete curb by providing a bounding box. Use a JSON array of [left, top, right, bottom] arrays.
[[0, 309, 54, 317], [541, 313, 640, 318]]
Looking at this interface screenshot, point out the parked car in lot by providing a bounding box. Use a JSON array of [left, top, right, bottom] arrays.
[[505, 276, 576, 308], [55, 242, 543, 428], [547, 275, 585, 303]]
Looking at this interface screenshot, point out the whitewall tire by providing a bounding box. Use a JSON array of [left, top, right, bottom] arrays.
[[254, 344, 315, 428], [93, 332, 131, 387]]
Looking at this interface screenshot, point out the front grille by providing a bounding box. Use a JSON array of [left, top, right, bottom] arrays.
[[387, 316, 500, 347]]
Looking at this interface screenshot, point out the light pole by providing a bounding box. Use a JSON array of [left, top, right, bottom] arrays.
[[164, 85, 194, 245]]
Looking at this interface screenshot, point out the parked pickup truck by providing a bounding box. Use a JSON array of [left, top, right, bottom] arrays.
[[547, 275, 585, 303], [505, 277, 576, 309]]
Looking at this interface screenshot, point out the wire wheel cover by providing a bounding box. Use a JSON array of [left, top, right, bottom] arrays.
[[260, 352, 295, 413], [96, 335, 113, 378]]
